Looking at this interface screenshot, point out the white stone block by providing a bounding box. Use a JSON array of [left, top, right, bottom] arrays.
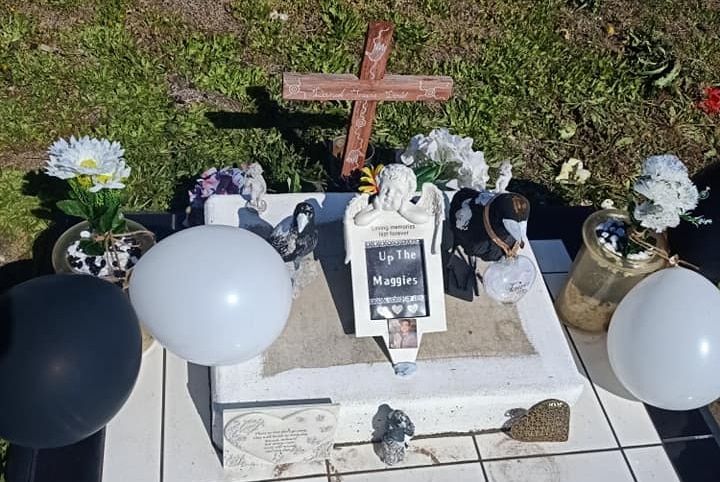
[[205, 193, 584, 445]]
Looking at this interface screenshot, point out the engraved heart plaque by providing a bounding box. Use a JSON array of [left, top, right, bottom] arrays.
[[507, 399, 570, 442], [223, 406, 339, 467]]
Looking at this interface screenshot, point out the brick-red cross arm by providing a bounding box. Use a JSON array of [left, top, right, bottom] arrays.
[[282, 21, 454, 177]]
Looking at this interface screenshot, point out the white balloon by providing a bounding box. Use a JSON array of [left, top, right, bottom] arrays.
[[607, 267, 720, 410], [129, 225, 292, 366]]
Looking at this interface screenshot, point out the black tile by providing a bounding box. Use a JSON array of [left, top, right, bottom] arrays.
[[646, 405, 713, 440], [527, 206, 594, 259], [6, 429, 105, 482], [664, 437, 720, 482], [126, 211, 183, 241]]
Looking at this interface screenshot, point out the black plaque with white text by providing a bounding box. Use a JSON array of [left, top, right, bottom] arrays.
[[365, 239, 429, 320]]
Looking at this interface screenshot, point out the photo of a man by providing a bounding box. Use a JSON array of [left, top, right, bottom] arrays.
[[388, 318, 418, 349]]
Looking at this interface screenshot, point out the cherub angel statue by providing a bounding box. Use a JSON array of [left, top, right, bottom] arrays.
[[243, 162, 267, 214], [344, 164, 445, 263]]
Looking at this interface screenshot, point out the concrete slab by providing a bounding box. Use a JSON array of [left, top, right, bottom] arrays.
[[205, 193, 584, 445]]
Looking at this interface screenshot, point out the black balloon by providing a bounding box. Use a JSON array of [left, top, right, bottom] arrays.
[[0, 274, 141, 448], [668, 162, 720, 284]]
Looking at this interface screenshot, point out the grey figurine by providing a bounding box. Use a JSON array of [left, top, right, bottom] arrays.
[[379, 409, 415, 466]]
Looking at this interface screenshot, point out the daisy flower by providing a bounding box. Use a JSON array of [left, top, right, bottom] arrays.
[[45, 136, 127, 183]]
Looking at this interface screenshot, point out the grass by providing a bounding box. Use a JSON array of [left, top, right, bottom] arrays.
[[0, 0, 718, 264]]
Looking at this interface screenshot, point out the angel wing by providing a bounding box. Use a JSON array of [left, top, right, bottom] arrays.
[[415, 183, 445, 254], [343, 193, 370, 264]]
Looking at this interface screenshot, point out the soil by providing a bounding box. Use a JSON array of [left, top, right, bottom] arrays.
[[710, 400, 720, 426], [0, 231, 32, 266], [13, 2, 96, 35], [141, 325, 155, 353], [0, 149, 47, 171], [132, 0, 243, 34], [166, 74, 246, 111]]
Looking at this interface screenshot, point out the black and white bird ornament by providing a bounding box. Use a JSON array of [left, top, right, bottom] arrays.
[[449, 189, 530, 262], [448, 189, 530, 291], [268, 202, 318, 270]]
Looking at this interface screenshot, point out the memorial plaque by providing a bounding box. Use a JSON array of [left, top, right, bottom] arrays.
[[223, 403, 340, 469], [343, 165, 447, 353], [365, 239, 429, 319]]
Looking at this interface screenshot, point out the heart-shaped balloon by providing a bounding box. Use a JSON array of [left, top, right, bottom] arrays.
[[483, 254, 537, 304]]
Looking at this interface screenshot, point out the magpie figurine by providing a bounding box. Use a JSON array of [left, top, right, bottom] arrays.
[[379, 409, 415, 466], [268, 202, 318, 270], [448, 189, 530, 290]]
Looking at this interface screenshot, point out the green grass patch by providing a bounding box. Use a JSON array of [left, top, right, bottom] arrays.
[[0, 0, 718, 262], [0, 169, 50, 261]]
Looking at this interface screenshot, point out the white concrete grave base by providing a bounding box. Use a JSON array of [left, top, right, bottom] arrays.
[[205, 193, 583, 447]]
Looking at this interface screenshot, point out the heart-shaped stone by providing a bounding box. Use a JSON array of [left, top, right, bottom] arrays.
[[406, 303, 418, 315], [391, 304, 404, 315], [508, 399, 570, 442], [224, 408, 338, 464]]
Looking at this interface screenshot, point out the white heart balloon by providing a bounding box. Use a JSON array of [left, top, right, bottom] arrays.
[[607, 267, 720, 410], [129, 225, 292, 366], [483, 254, 537, 304]]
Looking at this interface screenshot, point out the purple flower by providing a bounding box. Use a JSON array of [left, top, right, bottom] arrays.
[[187, 166, 246, 207]]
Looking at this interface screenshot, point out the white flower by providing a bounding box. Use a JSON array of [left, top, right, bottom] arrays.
[[89, 161, 131, 192], [600, 199, 615, 209], [401, 128, 477, 167], [456, 150, 489, 190], [45, 136, 128, 185], [632, 154, 700, 232], [269, 10, 288, 21], [640, 155, 688, 182], [633, 202, 683, 232], [555, 158, 591, 185], [400, 128, 487, 188], [400, 134, 425, 166]]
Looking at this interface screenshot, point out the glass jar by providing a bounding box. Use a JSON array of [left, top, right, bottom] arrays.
[[554, 209, 667, 332], [52, 219, 155, 274], [52, 219, 157, 353]]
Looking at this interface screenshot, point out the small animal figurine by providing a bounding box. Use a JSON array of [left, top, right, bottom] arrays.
[[448, 190, 530, 291], [378, 409, 415, 466], [243, 162, 267, 214], [268, 202, 318, 271], [494, 161, 513, 193]]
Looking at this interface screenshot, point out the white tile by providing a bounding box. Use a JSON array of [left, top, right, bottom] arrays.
[[626, 446, 681, 482], [474, 375, 616, 459], [163, 352, 326, 482], [103, 344, 163, 482], [475, 323, 616, 459], [567, 328, 661, 446], [530, 240, 573, 273], [542, 273, 568, 302], [484, 450, 633, 482], [328, 437, 477, 474], [333, 463, 485, 481]]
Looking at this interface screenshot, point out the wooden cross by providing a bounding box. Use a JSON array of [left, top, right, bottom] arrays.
[[282, 21, 454, 177]]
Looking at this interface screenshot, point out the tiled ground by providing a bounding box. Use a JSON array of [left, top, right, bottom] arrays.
[[97, 232, 720, 482]]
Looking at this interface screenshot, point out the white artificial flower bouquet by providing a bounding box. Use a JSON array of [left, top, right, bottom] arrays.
[[399, 128, 489, 190], [600, 154, 711, 258], [632, 155, 711, 232], [45, 135, 132, 256]]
